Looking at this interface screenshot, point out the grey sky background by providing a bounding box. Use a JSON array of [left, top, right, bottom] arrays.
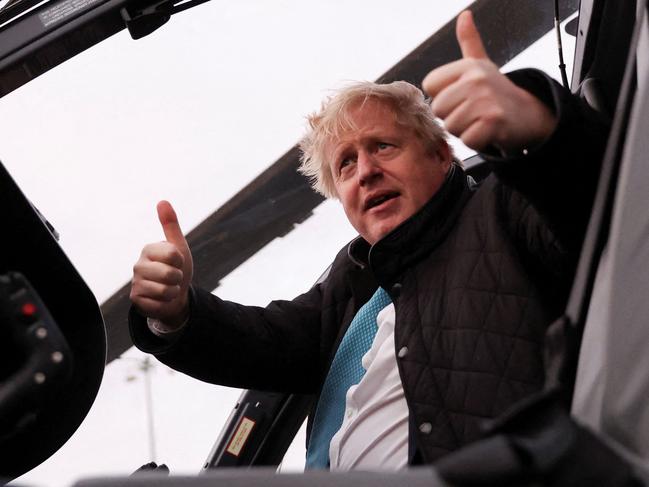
[[0, 2, 575, 485]]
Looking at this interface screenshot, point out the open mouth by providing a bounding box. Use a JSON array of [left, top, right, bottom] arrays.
[[364, 192, 399, 211]]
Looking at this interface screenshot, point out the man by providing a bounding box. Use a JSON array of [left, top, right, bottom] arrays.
[[129, 11, 608, 469]]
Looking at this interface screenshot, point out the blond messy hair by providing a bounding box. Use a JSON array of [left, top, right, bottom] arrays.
[[298, 80, 454, 199]]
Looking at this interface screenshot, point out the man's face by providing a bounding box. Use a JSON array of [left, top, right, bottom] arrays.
[[328, 99, 451, 245]]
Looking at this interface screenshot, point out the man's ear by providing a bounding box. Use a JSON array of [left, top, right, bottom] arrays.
[[435, 141, 453, 173]]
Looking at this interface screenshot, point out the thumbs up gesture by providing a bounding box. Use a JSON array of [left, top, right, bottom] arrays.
[[130, 201, 193, 327], [422, 10, 557, 153]]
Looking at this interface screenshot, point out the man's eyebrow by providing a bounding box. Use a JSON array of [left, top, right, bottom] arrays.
[[331, 142, 351, 160]]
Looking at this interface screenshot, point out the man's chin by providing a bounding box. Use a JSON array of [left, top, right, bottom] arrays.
[[364, 218, 404, 245]]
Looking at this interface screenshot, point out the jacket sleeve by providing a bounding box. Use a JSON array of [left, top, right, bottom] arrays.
[[129, 282, 325, 394], [484, 68, 612, 254]]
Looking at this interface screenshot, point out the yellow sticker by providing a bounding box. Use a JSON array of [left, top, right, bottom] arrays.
[[226, 416, 256, 457]]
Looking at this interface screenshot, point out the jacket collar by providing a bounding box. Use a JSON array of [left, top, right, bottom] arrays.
[[347, 165, 472, 284]]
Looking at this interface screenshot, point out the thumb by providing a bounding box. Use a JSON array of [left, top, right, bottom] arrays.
[[456, 10, 488, 59], [157, 200, 187, 248]]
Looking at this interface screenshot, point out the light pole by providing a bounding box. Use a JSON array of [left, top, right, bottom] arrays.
[[124, 355, 158, 463]]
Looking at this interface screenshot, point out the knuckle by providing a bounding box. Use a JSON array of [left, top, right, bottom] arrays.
[[483, 107, 504, 125], [466, 66, 487, 84], [445, 120, 460, 137], [460, 129, 482, 149], [130, 277, 144, 295], [150, 283, 166, 299], [142, 242, 158, 256], [162, 247, 182, 266], [482, 107, 506, 130], [422, 71, 440, 95], [430, 98, 444, 118], [164, 267, 182, 284], [164, 285, 181, 300], [160, 241, 175, 252]]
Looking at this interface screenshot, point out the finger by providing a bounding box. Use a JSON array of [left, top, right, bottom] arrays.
[[141, 242, 185, 269], [130, 295, 168, 319], [131, 289, 189, 324], [134, 260, 183, 285], [456, 10, 488, 59], [422, 59, 470, 99], [431, 75, 475, 119], [132, 279, 182, 302], [458, 120, 494, 151], [441, 98, 482, 139], [444, 97, 503, 151], [157, 200, 187, 248]]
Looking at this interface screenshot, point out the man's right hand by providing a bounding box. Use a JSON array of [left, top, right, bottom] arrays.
[[130, 200, 193, 328]]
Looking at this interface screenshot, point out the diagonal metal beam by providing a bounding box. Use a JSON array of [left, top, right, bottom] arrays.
[[102, 0, 579, 362]]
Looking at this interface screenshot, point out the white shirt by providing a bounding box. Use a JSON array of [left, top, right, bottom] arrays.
[[147, 305, 410, 470], [329, 303, 409, 470]]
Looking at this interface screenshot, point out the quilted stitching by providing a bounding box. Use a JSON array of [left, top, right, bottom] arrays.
[[322, 169, 573, 462], [389, 175, 566, 461]]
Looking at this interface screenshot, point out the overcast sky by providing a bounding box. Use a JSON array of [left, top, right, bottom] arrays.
[[1, 2, 575, 485]]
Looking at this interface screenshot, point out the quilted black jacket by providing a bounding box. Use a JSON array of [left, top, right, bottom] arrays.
[[130, 69, 610, 463]]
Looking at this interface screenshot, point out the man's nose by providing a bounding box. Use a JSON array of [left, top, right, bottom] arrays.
[[357, 151, 381, 185]]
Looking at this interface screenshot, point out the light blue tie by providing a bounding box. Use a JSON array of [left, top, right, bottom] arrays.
[[305, 286, 392, 469]]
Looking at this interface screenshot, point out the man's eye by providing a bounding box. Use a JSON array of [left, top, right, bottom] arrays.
[[339, 157, 354, 172], [377, 142, 393, 151]]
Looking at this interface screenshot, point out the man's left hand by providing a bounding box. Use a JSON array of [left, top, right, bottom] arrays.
[[422, 10, 557, 154]]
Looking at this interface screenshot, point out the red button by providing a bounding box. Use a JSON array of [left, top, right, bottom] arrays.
[[21, 302, 37, 317]]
